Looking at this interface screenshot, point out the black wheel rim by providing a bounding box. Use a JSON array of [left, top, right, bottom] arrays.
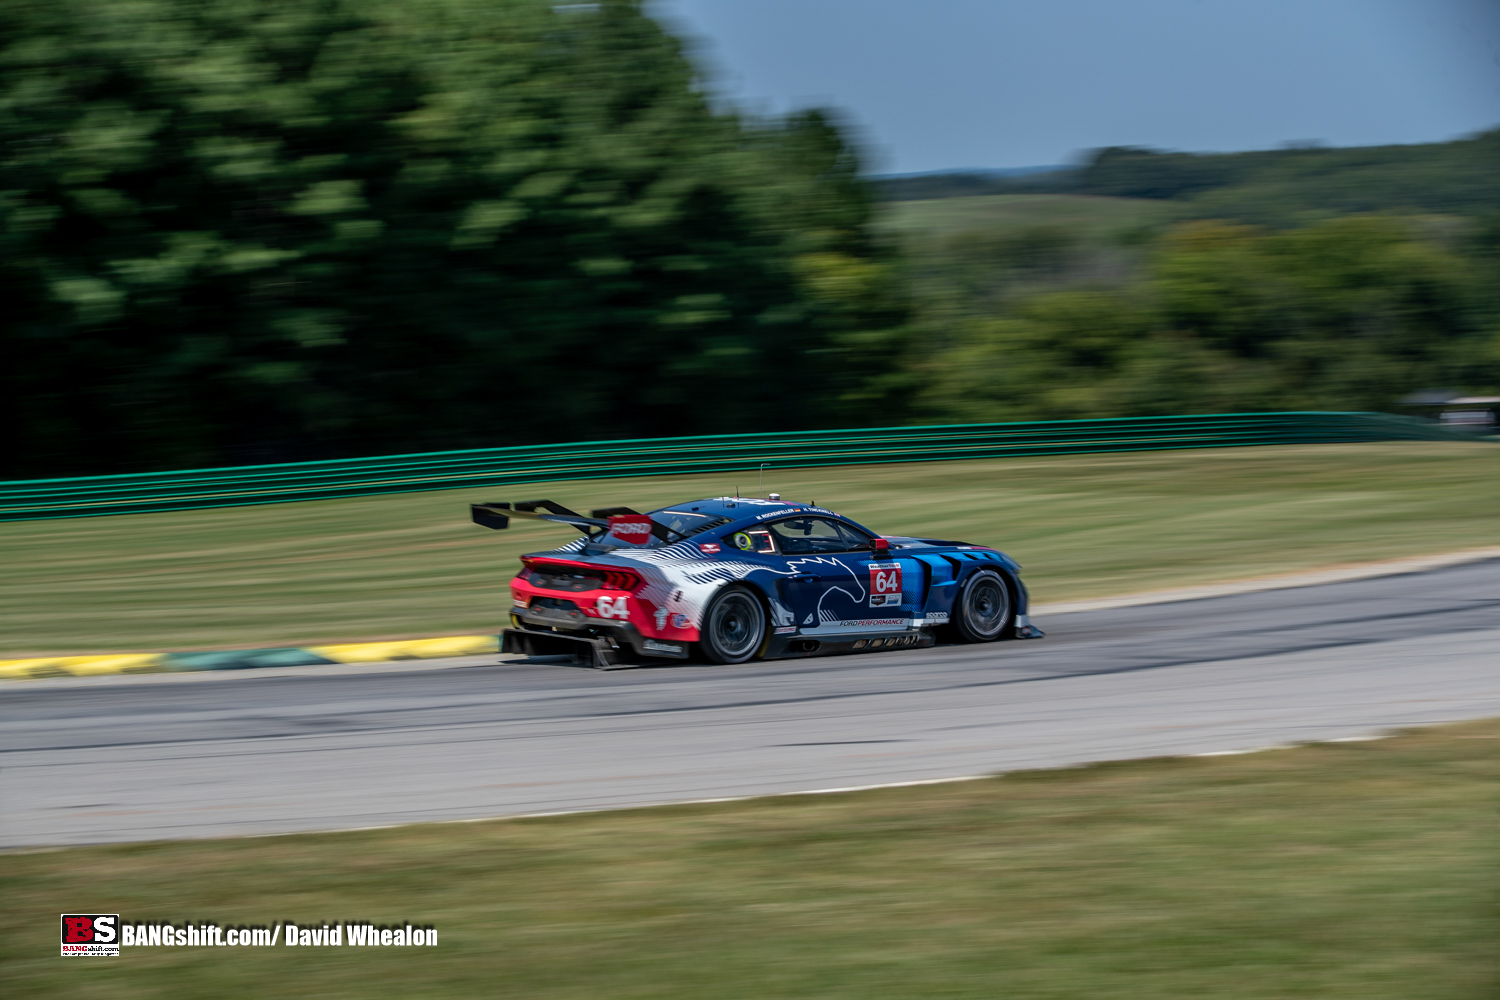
[[965, 576, 1009, 637], [710, 593, 762, 658]]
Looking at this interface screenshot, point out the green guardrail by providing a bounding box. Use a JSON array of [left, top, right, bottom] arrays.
[[0, 412, 1487, 522]]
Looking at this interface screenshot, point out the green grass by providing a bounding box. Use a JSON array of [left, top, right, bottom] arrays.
[[0, 442, 1496, 655], [4, 719, 1496, 999], [874, 192, 1176, 240]]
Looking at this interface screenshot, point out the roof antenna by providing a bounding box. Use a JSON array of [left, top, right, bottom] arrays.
[[759, 463, 769, 496]]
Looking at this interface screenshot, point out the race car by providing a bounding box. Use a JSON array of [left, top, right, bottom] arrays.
[[472, 495, 1043, 669]]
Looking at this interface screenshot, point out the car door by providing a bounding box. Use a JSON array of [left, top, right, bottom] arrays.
[[766, 517, 912, 634], [766, 516, 858, 631]]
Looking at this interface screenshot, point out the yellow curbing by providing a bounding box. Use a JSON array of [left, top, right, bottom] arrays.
[[0, 654, 167, 680], [309, 635, 499, 663], [0, 636, 500, 680]]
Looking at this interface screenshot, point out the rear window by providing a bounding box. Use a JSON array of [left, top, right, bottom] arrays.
[[649, 510, 730, 539]]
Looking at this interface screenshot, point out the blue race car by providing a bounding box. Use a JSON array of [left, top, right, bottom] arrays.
[[472, 495, 1043, 669]]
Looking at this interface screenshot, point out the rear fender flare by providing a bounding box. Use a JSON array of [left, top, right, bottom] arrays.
[[697, 581, 773, 662]]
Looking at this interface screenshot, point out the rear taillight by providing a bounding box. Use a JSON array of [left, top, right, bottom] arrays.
[[520, 558, 643, 593], [601, 569, 644, 592]]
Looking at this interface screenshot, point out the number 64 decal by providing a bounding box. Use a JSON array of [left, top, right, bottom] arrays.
[[868, 562, 903, 607], [595, 596, 629, 619]]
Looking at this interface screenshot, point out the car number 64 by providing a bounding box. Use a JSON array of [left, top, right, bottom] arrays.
[[868, 562, 902, 607]]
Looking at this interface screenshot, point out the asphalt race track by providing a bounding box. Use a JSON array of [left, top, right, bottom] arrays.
[[5, 559, 1499, 847]]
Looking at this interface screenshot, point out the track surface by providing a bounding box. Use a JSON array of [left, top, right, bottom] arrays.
[[5, 560, 1500, 847]]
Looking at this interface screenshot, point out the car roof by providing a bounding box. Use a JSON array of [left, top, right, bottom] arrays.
[[649, 497, 812, 519]]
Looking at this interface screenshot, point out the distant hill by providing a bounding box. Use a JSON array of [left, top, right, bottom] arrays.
[[872, 167, 1075, 202], [873, 129, 1500, 224], [874, 193, 1173, 241]]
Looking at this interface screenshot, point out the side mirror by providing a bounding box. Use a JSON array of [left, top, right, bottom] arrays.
[[872, 537, 890, 555]]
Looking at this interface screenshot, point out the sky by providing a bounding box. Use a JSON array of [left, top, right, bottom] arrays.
[[650, 0, 1500, 174]]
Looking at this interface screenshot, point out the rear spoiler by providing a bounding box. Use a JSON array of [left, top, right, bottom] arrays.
[[470, 500, 683, 542], [470, 500, 606, 533]]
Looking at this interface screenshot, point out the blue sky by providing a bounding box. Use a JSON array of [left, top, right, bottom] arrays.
[[651, 0, 1500, 173]]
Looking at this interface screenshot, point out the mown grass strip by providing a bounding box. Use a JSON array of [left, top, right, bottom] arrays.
[[0, 442, 1495, 655], [4, 719, 1496, 999]]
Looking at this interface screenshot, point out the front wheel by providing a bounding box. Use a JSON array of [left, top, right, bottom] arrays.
[[952, 569, 1013, 643], [698, 585, 767, 664]]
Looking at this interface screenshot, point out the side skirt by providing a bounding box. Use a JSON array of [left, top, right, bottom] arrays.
[[762, 629, 937, 660]]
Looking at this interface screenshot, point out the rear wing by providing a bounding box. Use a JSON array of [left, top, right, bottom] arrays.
[[470, 500, 606, 533], [470, 500, 683, 542]]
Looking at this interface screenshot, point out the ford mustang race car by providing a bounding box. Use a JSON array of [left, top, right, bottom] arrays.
[[472, 495, 1043, 669]]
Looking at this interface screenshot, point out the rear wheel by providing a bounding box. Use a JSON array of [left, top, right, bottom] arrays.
[[953, 569, 1013, 643], [698, 585, 767, 664]]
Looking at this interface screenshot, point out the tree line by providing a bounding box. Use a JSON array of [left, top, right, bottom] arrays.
[[900, 214, 1500, 423], [2, 0, 1495, 479], [876, 129, 1500, 226], [1, 0, 901, 477]]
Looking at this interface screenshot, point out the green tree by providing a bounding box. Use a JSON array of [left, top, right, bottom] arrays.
[[908, 215, 1495, 422], [0, 0, 901, 477], [1153, 217, 1482, 408]]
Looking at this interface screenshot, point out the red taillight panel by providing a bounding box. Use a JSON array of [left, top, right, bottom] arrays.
[[520, 558, 644, 593], [508, 558, 696, 640]]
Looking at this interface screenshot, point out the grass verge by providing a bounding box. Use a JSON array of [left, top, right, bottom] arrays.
[[873, 192, 1176, 240], [1, 441, 1496, 654], [4, 718, 1497, 999]]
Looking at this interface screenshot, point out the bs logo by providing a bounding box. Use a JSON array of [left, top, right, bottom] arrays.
[[61, 914, 119, 957]]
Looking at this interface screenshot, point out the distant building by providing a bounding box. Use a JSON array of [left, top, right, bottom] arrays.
[[1399, 391, 1500, 432]]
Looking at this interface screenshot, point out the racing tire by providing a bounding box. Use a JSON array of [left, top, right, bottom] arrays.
[[698, 585, 767, 664], [952, 569, 1014, 643]]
